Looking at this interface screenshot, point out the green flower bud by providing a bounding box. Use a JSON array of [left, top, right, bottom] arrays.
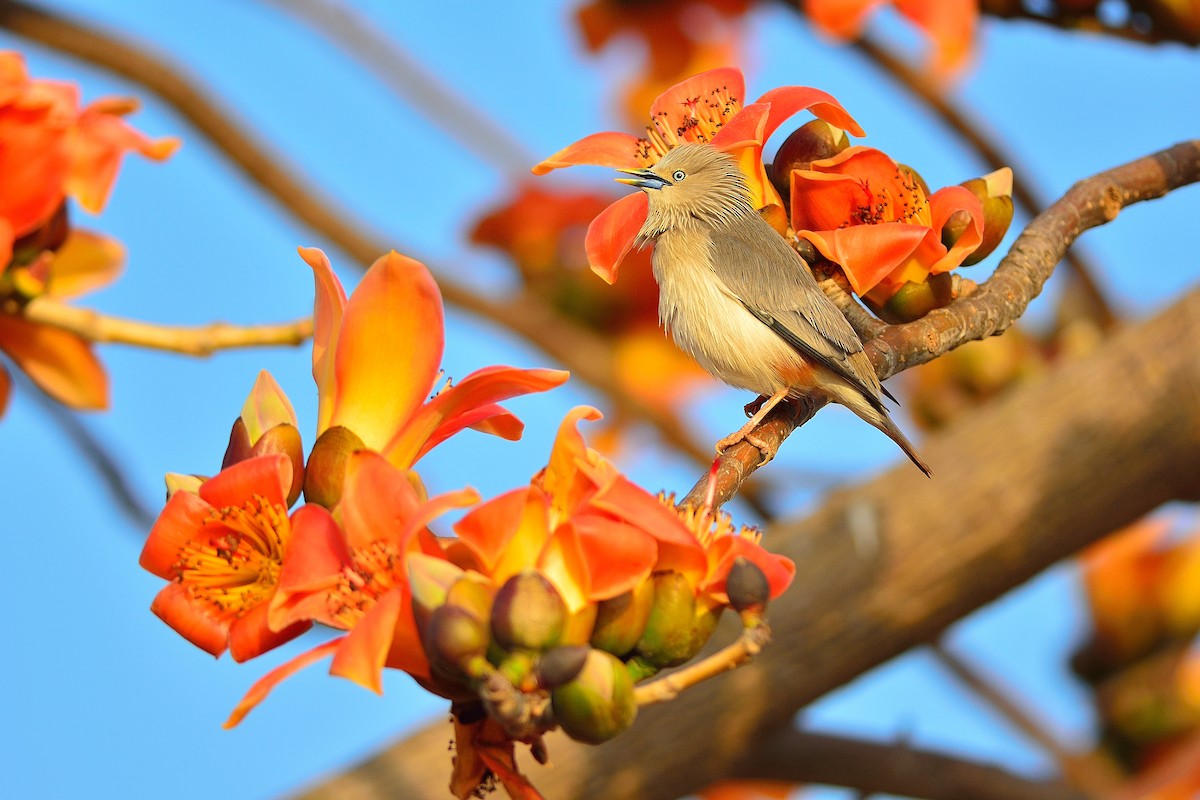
[[633, 572, 721, 669], [551, 649, 637, 744], [590, 579, 655, 657], [302, 425, 364, 508], [426, 604, 490, 680], [866, 272, 955, 324], [490, 571, 566, 652], [958, 168, 1014, 266]]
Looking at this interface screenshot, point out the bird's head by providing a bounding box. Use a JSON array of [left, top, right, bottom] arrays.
[[616, 143, 755, 233]]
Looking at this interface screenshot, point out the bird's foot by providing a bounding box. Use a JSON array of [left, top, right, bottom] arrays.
[[715, 426, 778, 466], [743, 395, 768, 418]]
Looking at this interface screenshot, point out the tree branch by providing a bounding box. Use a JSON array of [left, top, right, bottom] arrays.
[[686, 141, 1200, 509], [299, 281, 1200, 800]]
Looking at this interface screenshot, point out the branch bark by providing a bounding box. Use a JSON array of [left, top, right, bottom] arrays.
[[298, 283, 1200, 799]]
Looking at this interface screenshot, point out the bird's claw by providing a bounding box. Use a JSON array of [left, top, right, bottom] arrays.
[[715, 430, 777, 466], [743, 395, 768, 418]]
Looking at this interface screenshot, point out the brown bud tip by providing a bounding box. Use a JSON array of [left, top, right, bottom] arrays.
[[490, 571, 566, 652], [302, 425, 364, 508], [551, 649, 637, 745], [726, 557, 770, 613], [537, 645, 591, 690]]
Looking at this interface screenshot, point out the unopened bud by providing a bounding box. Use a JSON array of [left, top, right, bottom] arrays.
[[491, 571, 566, 652], [426, 604, 490, 680], [866, 272, 955, 324], [590, 580, 655, 657], [958, 168, 1014, 266], [726, 557, 770, 614], [634, 572, 718, 669], [536, 645, 591, 690], [770, 120, 850, 197], [551, 649, 637, 744], [223, 418, 305, 506], [303, 425, 365, 508]]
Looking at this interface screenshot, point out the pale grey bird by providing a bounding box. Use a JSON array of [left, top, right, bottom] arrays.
[[616, 142, 931, 476]]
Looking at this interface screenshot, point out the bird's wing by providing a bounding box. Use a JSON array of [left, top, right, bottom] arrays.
[[708, 219, 892, 407]]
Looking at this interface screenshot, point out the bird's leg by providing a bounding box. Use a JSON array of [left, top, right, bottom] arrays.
[[716, 388, 790, 464]]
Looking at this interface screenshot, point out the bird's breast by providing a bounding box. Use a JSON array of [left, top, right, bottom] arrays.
[[651, 230, 801, 395]]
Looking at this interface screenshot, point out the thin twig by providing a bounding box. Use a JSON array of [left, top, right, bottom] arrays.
[[257, 0, 536, 176], [931, 643, 1124, 799], [979, 0, 1200, 47], [21, 299, 313, 355], [634, 624, 770, 706]]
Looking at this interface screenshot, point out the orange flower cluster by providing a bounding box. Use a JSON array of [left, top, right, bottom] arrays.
[[0, 52, 177, 417], [536, 67, 1012, 323], [804, 0, 979, 74], [140, 248, 792, 798]]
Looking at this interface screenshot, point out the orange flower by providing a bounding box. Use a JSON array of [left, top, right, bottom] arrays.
[[223, 450, 478, 726], [139, 454, 315, 662], [299, 247, 568, 502], [0, 230, 123, 417], [533, 67, 864, 282], [0, 51, 178, 263], [790, 145, 985, 310], [804, 0, 978, 74]]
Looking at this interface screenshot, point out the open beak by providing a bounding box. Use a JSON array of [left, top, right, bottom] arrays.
[[615, 168, 670, 191]]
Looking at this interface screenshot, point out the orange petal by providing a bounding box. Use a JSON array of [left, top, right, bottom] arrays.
[[564, 514, 658, 601], [385, 366, 569, 467], [701, 536, 796, 604], [224, 638, 343, 728], [139, 490, 213, 578], [584, 192, 648, 284], [229, 601, 312, 662], [150, 583, 231, 658], [587, 474, 708, 581], [45, 230, 125, 299], [67, 102, 179, 213], [532, 131, 645, 175], [0, 366, 10, 419], [328, 251, 444, 450], [0, 314, 107, 409], [927, 184, 984, 273], [798, 223, 933, 295], [199, 453, 291, 511], [329, 588, 404, 692], [271, 503, 351, 630], [897, 0, 977, 73], [804, 0, 883, 39], [543, 406, 605, 517], [452, 487, 537, 576], [754, 84, 865, 139], [464, 404, 524, 441], [0, 218, 12, 267], [298, 247, 347, 433], [340, 450, 425, 551], [649, 67, 746, 122]]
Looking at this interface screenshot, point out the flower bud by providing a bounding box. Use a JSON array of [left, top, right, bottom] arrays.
[[445, 573, 495, 623], [163, 472, 204, 500], [425, 604, 490, 680], [770, 120, 850, 196], [303, 425, 365, 508], [551, 649, 637, 744], [590, 579, 655, 657], [633, 572, 722, 669], [408, 553, 466, 619], [725, 557, 770, 614], [223, 418, 304, 506], [866, 272, 955, 324], [957, 167, 1013, 266], [490, 571, 566, 652], [536, 645, 591, 690]]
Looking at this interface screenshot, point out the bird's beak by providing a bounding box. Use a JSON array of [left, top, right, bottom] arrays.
[[615, 168, 669, 191]]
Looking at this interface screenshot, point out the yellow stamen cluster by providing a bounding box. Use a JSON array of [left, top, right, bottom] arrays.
[[326, 540, 402, 629], [657, 492, 762, 549], [178, 495, 290, 615], [635, 85, 742, 164]]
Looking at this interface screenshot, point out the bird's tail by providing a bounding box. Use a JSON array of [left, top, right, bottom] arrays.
[[828, 383, 933, 477]]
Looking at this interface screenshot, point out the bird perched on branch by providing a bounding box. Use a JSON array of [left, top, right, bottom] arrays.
[[616, 143, 931, 476]]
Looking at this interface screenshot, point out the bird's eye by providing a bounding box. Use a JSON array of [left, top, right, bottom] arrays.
[[672, 170, 686, 182]]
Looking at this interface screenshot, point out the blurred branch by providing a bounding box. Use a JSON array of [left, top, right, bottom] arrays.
[[686, 140, 1200, 509], [931, 642, 1124, 799], [258, 0, 536, 176], [16, 370, 155, 528], [0, 0, 751, 511], [22, 299, 313, 355], [979, 0, 1200, 47], [850, 35, 1118, 331], [303, 284, 1200, 799], [733, 727, 1092, 800], [634, 624, 770, 706]]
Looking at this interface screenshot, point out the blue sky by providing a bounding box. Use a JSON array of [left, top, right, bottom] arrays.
[[3, 2, 1197, 798]]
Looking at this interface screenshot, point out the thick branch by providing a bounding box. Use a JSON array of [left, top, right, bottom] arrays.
[[687, 141, 1200, 509], [301, 285, 1200, 799]]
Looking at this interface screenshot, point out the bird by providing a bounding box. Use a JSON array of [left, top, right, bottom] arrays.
[[615, 142, 931, 476]]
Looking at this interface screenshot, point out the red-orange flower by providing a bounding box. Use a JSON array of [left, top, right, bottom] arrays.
[[299, 247, 568, 502], [0, 51, 178, 263], [805, 0, 978, 74], [139, 454, 315, 662], [533, 67, 864, 282], [0, 230, 123, 417], [790, 145, 984, 309]]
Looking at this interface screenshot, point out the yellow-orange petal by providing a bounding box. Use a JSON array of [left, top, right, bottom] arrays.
[[340, 450, 425, 551], [67, 103, 179, 213], [384, 365, 570, 468], [224, 638, 343, 728], [532, 130, 645, 175], [327, 251, 443, 450], [927, 184, 984, 274], [585, 192, 648, 284], [44, 230, 125, 299], [229, 601, 312, 662], [544, 405, 605, 517], [897, 0, 977, 73], [800, 223, 933, 295], [150, 583, 230, 658], [0, 313, 107, 409], [564, 514, 658, 601], [271, 503, 350, 630], [298, 246, 347, 433], [754, 84, 866, 139], [329, 587, 404, 692], [587, 474, 708, 582], [139, 489, 213, 578]]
